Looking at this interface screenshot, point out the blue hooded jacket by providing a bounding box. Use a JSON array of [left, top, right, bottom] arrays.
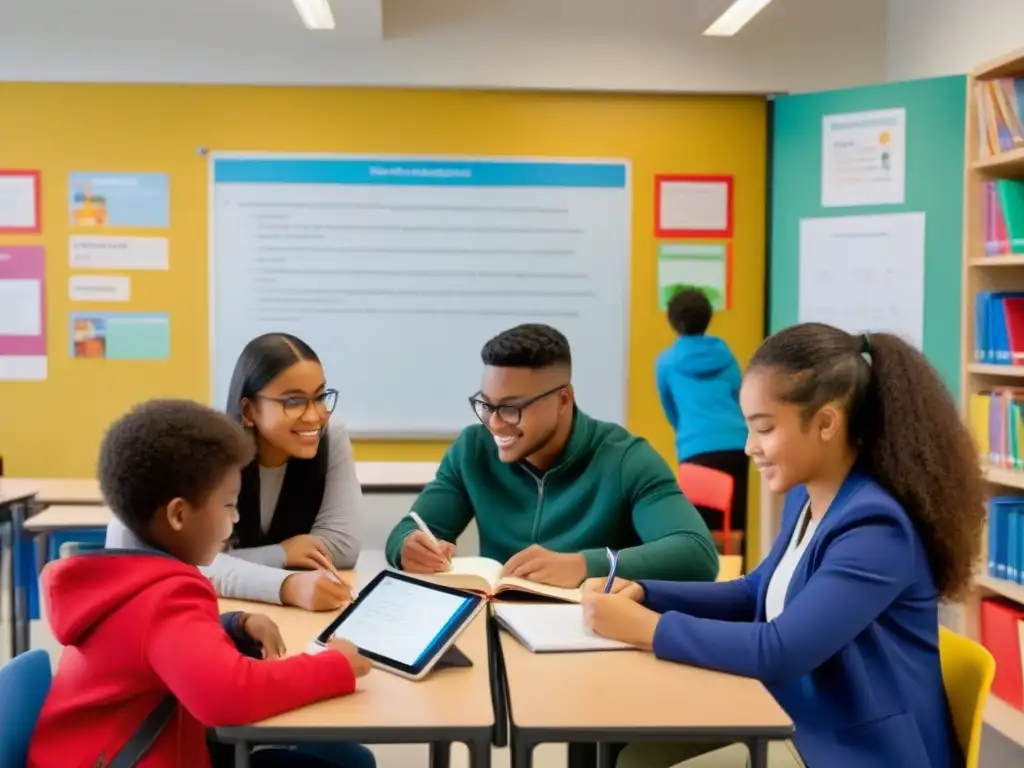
[[655, 335, 747, 462]]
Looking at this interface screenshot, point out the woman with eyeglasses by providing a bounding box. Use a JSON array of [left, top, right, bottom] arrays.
[[105, 332, 360, 612]]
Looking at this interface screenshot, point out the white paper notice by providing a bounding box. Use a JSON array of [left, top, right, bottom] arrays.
[[799, 212, 926, 348], [0, 174, 38, 230], [0, 279, 42, 336], [69, 275, 131, 302], [821, 108, 906, 207], [658, 178, 730, 233], [68, 236, 169, 270]]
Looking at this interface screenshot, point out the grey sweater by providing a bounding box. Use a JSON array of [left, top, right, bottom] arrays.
[[104, 420, 364, 604]]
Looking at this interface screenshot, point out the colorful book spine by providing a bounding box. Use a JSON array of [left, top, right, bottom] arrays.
[[972, 292, 1024, 363], [976, 77, 1024, 158], [983, 178, 1024, 256], [988, 496, 1024, 586]]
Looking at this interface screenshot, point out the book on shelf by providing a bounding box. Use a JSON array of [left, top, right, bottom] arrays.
[[983, 179, 1024, 256], [986, 495, 1024, 585], [975, 78, 1024, 158], [972, 292, 1024, 363], [968, 391, 1024, 469], [413, 556, 581, 603], [979, 598, 1024, 710]]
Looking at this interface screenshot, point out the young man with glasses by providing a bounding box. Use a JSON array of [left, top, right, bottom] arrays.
[[385, 324, 719, 586]]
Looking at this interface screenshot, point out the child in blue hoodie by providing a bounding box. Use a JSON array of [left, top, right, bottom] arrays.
[[656, 288, 748, 555]]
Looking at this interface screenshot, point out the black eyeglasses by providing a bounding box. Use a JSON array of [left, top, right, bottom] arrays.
[[469, 384, 568, 426], [256, 389, 339, 419]]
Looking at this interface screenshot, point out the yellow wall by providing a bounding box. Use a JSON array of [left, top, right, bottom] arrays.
[[0, 84, 766, 552]]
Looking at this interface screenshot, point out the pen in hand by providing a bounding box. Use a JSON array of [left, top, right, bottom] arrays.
[[409, 511, 452, 569], [603, 547, 619, 594]]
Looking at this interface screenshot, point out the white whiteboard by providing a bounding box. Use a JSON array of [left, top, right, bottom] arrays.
[[208, 153, 631, 437]]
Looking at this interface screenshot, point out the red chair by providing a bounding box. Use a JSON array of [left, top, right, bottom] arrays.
[[677, 463, 739, 556]]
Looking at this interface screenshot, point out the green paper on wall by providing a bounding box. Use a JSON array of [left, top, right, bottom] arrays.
[[657, 243, 730, 311]]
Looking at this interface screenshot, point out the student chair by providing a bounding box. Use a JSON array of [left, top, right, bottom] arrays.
[[677, 463, 740, 556], [0, 649, 51, 765], [938, 626, 995, 768]]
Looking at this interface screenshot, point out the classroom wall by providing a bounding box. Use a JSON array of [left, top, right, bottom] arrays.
[[0, 0, 888, 94], [0, 85, 767, 499], [769, 76, 966, 398], [887, 0, 1024, 81]]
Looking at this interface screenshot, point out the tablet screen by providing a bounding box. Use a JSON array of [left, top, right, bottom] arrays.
[[317, 571, 481, 675]]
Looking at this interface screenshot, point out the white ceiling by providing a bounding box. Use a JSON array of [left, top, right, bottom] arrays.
[[0, 0, 890, 93]]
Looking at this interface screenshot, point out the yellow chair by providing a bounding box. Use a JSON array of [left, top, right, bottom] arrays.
[[716, 554, 743, 582], [938, 626, 996, 768]]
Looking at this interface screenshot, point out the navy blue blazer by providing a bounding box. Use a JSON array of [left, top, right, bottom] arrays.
[[638, 467, 962, 768]]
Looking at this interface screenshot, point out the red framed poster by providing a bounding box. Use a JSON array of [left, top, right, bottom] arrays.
[[0, 170, 42, 234], [654, 174, 733, 238]]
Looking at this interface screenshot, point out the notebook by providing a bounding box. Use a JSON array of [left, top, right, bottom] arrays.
[[493, 603, 635, 653], [417, 556, 581, 603]]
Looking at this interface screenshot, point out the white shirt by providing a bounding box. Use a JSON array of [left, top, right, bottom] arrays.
[[765, 502, 819, 621]]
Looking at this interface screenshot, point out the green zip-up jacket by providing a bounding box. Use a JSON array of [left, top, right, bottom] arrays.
[[385, 409, 719, 582]]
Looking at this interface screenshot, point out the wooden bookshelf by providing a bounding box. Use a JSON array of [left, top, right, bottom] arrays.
[[963, 46, 1024, 744]]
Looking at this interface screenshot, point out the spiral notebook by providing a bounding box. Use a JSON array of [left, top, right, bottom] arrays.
[[493, 603, 635, 653]]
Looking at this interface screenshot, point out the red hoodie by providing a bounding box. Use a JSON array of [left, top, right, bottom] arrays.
[[28, 551, 357, 768]]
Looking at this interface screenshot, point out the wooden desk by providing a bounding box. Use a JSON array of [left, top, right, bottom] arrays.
[[1, 462, 435, 505], [0, 489, 35, 661], [498, 630, 793, 768], [23, 505, 112, 531], [355, 461, 437, 493], [0, 477, 103, 506], [215, 593, 494, 768]]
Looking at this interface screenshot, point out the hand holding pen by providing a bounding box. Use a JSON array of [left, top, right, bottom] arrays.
[[400, 512, 456, 574]]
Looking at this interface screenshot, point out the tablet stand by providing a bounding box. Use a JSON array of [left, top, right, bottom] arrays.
[[435, 645, 472, 668]]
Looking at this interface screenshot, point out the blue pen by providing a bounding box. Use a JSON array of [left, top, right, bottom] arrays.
[[603, 547, 619, 593]]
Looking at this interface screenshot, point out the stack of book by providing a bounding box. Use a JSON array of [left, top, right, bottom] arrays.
[[972, 292, 1024, 364], [982, 178, 1024, 256], [970, 391, 1024, 469], [987, 495, 1024, 584], [975, 77, 1024, 158]]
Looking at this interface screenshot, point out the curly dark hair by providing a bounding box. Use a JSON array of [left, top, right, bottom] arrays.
[[749, 323, 985, 600], [481, 323, 571, 369], [667, 288, 713, 336], [98, 399, 254, 539]]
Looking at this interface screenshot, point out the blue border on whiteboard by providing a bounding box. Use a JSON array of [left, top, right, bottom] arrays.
[[213, 158, 627, 188]]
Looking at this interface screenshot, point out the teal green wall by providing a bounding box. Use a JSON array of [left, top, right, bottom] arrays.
[[770, 75, 966, 398]]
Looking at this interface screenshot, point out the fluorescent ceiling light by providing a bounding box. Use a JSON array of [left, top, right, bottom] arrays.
[[292, 0, 335, 30], [703, 0, 772, 37]]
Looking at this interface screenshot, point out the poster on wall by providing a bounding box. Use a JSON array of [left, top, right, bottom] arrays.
[[798, 212, 925, 347], [68, 172, 170, 228], [0, 170, 41, 233], [657, 242, 731, 311], [0, 246, 47, 380], [821, 108, 906, 207], [655, 174, 733, 237], [70, 312, 170, 360]]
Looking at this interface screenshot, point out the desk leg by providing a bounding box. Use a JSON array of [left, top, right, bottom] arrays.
[[429, 741, 451, 768], [467, 736, 492, 768], [487, 615, 508, 748], [10, 502, 28, 656], [568, 743, 595, 768], [233, 741, 250, 768], [510, 734, 533, 768], [748, 739, 768, 768]]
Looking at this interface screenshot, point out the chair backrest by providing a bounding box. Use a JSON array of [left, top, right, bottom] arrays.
[[938, 626, 995, 768], [0, 649, 52, 765], [716, 555, 743, 582], [677, 463, 734, 514]]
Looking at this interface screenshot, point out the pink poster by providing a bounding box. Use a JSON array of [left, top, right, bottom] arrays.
[[0, 246, 46, 380]]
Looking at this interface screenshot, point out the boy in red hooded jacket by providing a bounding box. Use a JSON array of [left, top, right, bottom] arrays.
[[28, 399, 375, 768]]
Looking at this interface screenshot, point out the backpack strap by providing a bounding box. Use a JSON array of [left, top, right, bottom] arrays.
[[101, 695, 177, 768]]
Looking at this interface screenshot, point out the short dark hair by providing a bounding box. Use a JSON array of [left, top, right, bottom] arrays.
[[98, 399, 254, 538], [748, 323, 986, 600], [480, 324, 571, 369], [667, 288, 713, 336]]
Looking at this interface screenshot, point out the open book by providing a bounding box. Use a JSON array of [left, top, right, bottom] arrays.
[[415, 556, 581, 603]]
